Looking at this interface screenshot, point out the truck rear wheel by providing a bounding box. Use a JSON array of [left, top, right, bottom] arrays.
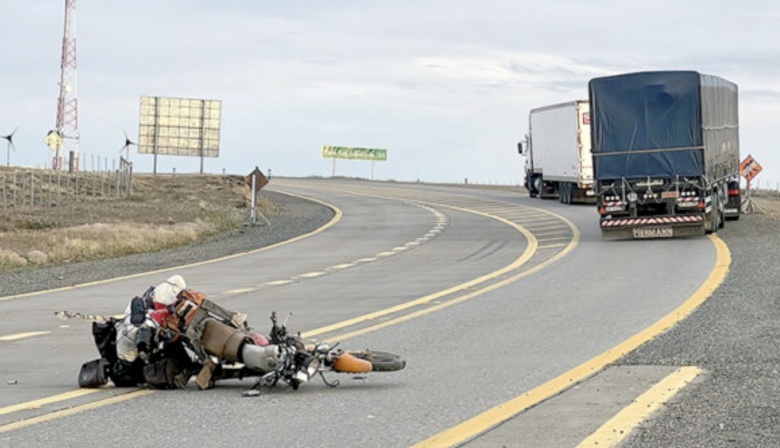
[[706, 192, 722, 234]]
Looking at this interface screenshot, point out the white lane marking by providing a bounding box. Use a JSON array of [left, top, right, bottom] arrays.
[[330, 263, 355, 269], [265, 280, 293, 286], [238, 201, 450, 292], [225, 288, 255, 294]]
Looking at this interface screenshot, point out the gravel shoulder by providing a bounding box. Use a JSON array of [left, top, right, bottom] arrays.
[[0, 190, 335, 297], [621, 210, 780, 447]]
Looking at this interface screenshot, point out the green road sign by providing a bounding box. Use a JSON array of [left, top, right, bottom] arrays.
[[322, 146, 387, 161]]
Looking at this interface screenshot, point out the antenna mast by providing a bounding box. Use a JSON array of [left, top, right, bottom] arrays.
[[55, 0, 79, 171]]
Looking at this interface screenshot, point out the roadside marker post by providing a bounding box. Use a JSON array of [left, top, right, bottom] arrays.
[[246, 167, 270, 225]]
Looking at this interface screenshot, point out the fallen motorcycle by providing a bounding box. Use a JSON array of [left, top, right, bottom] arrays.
[[212, 311, 407, 396], [63, 288, 406, 395]]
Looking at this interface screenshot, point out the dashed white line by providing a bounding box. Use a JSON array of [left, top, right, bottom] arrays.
[[265, 280, 293, 286], [330, 263, 355, 270], [225, 288, 255, 294]]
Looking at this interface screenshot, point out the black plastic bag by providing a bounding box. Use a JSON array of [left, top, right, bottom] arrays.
[[92, 321, 118, 364], [78, 359, 109, 388]]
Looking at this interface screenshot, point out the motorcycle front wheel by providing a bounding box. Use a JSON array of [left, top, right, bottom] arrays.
[[347, 350, 406, 372]]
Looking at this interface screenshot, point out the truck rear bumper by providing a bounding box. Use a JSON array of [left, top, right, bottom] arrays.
[[600, 215, 705, 239]]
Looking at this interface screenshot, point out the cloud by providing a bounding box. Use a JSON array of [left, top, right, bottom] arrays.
[[741, 89, 780, 102], [2, 1, 780, 186]]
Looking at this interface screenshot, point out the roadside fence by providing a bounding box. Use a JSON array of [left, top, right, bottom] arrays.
[[0, 167, 133, 211]]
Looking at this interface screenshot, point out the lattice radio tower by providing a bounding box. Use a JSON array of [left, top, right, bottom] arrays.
[[54, 0, 79, 171]]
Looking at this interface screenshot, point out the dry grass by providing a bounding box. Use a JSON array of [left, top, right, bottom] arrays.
[[0, 172, 273, 272], [753, 194, 780, 220]]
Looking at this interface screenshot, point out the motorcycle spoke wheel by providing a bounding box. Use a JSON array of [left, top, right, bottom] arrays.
[[348, 350, 406, 372], [332, 352, 373, 373]]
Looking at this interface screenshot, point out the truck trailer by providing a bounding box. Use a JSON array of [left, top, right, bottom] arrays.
[[518, 100, 594, 203], [589, 70, 741, 239]]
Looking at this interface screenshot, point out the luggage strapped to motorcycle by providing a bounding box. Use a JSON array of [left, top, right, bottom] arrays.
[[173, 289, 206, 330]]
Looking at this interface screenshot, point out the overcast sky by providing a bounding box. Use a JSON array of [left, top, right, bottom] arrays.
[[1, 1, 779, 187]]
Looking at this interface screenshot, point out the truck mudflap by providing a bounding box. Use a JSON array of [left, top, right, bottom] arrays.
[[600, 215, 705, 240]]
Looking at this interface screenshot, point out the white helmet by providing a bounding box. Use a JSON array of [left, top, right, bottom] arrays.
[[153, 275, 186, 306]]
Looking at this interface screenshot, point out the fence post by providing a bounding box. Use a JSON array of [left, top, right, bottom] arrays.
[[29, 170, 34, 208]]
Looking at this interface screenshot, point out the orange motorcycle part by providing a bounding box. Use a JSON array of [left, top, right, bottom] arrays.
[[332, 352, 372, 373]]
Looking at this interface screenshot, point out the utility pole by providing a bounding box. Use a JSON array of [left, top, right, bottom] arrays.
[[55, 0, 79, 172]]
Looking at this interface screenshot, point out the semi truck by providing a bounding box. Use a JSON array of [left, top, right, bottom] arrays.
[[588, 70, 741, 239], [517, 100, 595, 203]]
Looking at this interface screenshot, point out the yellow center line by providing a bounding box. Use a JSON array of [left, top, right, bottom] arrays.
[[314, 222, 580, 344], [0, 390, 154, 434], [412, 235, 730, 448], [577, 366, 703, 448], [0, 331, 51, 342], [303, 206, 543, 338], [305, 204, 581, 339], [0, 389, 99, 417]]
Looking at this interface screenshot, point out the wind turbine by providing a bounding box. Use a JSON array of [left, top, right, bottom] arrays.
[[2, 127, 18, 167], [119, 130, 137, 163]]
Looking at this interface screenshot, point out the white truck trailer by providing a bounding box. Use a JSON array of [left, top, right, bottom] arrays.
[[517, 100, 595, 203]]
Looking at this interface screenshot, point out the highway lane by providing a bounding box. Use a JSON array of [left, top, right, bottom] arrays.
[[0, 179, 721, 448]]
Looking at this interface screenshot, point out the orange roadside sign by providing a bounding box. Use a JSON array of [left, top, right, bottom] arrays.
[[245, 167, 269, 192], [740, 155, 763, 182]]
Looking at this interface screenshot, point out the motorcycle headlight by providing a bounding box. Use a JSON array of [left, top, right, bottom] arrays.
[[294, 355, 321, 382]]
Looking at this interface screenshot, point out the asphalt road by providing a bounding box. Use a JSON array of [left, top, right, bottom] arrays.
[[0, 179, 749, 447]]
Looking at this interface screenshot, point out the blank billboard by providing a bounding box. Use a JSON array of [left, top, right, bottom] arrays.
[[138, 96, 221, 157]]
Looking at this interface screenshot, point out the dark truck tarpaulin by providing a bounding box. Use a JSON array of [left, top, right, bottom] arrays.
[[589, 71, 739, 181]]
